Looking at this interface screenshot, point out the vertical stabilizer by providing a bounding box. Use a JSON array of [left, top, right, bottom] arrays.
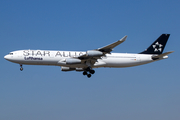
[[139, 34, 170, 54]]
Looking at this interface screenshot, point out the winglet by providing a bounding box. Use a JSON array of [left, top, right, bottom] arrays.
[[97, 35, 127, 53]]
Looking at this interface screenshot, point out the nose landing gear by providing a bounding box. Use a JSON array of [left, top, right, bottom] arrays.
[[20, 64, 23, 71]]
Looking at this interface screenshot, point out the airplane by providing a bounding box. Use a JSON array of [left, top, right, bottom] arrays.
[[4, 34, 174, 78]]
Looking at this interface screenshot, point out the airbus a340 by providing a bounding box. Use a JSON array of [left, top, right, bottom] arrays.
[[4, 34, 173, 78]]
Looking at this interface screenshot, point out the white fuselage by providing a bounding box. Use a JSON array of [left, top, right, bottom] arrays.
[[4, 50, 165, 68]]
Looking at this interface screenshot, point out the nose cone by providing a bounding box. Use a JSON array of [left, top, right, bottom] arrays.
[[4, 55, 8, 60], [4, 55, 12, 61]]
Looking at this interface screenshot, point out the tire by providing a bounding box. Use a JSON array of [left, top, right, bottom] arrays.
[[90, 70, 95, 74], [83, 71, 87, 75], [87, 74, 91, 78]]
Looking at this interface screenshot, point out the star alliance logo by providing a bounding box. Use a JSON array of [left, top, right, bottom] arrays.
[[152, 42, 163, 52]]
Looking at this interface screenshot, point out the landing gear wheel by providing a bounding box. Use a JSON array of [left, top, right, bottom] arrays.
[[20, 67, 23, 71], [20, 64, 23, 71], [83, 71, 87, 75], [89, 70, 95, 74], [86, 67, 91, 71], [87, 74, 91, 78]]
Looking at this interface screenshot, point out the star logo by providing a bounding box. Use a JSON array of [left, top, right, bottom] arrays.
[[152, 42, 163, 52]]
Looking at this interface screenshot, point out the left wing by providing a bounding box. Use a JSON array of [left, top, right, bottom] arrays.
[[97, 35, 127, 53], [78, 35, 127, 60]]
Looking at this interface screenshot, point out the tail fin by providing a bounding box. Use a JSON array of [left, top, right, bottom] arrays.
[[139, 34, 170, 54]]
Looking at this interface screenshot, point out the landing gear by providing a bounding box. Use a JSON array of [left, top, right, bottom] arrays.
[[20, 64, 23, 71], [87, 74, 91, 78], [82, 67, 95, 78], [20, 67, 23, 71], [83, 71, 87, 75], [89, 70, 95, 74]]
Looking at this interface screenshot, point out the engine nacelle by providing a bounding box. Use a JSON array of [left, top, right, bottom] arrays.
[[61, 67, 84, 72], [66, 58, 81, 64], [61, 67, 75, 71], [75, 68, 84, 71], [86, 50, 103, 57]]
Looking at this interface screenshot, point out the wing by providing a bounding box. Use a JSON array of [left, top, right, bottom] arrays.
[[78, 35, 127, 60], [97, 35, 127, 53]]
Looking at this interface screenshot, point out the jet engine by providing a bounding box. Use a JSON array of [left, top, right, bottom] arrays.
[[61, 67, 84, 71], [86, 50, 103, 57], [75, 68, 84, 71], [66, 58, 81, 64], [61, 67, 75, 71]]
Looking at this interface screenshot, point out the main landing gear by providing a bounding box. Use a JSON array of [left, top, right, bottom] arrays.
[[83, 67, 95, 78], [20, 64, 23, 71]]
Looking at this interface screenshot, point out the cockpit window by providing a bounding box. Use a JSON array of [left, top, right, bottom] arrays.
[[9, 53, 13, 55]]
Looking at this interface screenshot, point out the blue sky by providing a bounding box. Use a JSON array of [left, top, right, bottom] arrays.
[[0, 0, 180, 120]]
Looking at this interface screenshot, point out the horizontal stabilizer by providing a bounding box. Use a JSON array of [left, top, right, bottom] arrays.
[[152, 51, 174, 60]]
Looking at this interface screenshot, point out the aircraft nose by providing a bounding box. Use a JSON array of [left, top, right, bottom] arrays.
[[4, 55, 8, 60]]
